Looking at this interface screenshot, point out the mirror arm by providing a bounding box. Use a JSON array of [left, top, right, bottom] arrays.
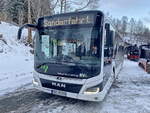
[[17, 24, 37, 40]]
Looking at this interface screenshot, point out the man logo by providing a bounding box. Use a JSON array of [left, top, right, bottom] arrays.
[[52, 82, 66, 88]]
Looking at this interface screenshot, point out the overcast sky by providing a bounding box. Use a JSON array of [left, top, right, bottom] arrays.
[[99, 0, 150, 28]]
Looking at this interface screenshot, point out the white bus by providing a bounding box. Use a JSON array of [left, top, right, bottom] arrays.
[[18, 10, 124, 101]]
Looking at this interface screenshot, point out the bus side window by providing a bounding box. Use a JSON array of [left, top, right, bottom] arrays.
[[104, 23, 114, 57], [109, 30, 114, 57], [105, 23, 110, 47]]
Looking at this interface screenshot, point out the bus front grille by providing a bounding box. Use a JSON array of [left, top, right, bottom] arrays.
[[40, 78, 82, 93]]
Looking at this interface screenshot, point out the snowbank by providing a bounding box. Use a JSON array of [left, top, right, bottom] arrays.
[[0, 22, 33, 96]]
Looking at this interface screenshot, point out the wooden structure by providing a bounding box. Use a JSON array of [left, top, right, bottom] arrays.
[[139, 59, 150, 73]]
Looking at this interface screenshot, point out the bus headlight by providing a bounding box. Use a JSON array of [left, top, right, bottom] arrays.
[[32, 76, 39, 86], [84, 83, 102, 95], [84, 86, 100, 95]]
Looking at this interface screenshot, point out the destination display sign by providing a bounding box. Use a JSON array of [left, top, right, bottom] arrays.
[[43, 14, 95, 27]]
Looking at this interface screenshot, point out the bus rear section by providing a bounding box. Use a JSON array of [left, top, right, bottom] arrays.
[[18, 10, 124, 101]]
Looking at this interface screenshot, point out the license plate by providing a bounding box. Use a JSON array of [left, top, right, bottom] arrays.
[[51, 89, 67, 96]]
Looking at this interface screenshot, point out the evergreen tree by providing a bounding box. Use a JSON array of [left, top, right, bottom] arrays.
[[113, 18, 122, 32], [0, 0, 6, 21], [136, 20, 144, 35], [121, 16, 128, 35], [129, 18, 136, 35], [0, 0, 5, 12], [6, 0, 27, 24]]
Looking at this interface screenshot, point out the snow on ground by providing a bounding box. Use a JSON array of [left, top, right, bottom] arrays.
[[100, 60, 150, 113], [0, 22, 33, 96], [57, 60, 150, 113], [29, 60, 150, 113]]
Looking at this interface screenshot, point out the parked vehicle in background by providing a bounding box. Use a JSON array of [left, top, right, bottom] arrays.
[[138, 44, 150, 73], [126, 45, 140, 61]]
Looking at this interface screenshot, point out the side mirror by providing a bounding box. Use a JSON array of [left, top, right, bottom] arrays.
[[105, 23, 110, 31], [109, 30, 114, 47], [105, 23, 110, 47]]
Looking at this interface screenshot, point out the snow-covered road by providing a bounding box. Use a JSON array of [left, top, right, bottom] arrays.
[[0, 55, 33, 96], [0, 60, 150, 113]]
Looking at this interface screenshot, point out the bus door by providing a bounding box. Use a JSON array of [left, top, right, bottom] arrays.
[[103, 23, 114, 86]]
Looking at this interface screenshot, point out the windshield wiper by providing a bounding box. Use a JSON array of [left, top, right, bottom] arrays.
[[36, 62, 49, 68], [36, 60, 63, 68]]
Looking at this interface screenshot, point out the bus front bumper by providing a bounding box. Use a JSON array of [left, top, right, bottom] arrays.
[[33, 84, 105, 102], [32, 73, 106, 102]]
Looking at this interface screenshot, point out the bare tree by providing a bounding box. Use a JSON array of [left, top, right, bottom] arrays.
[[18, 9, 24, 25], [60, 0, 67, 13], [129, 18, 136, 35], [51, 0, 100, 14], [113, 18, 122, 32], [28, 0, 32, 44], [74, 0, 99, 11], [0, 0, 5, 12], [0, 0, 5, 22], [31, 0, 52, 21], [136, 20, 144, 35], [121, 16, 128, 36]]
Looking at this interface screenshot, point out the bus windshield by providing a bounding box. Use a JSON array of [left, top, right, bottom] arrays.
[[36, 26, 101, 65], [34, 12, 103, 79]]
